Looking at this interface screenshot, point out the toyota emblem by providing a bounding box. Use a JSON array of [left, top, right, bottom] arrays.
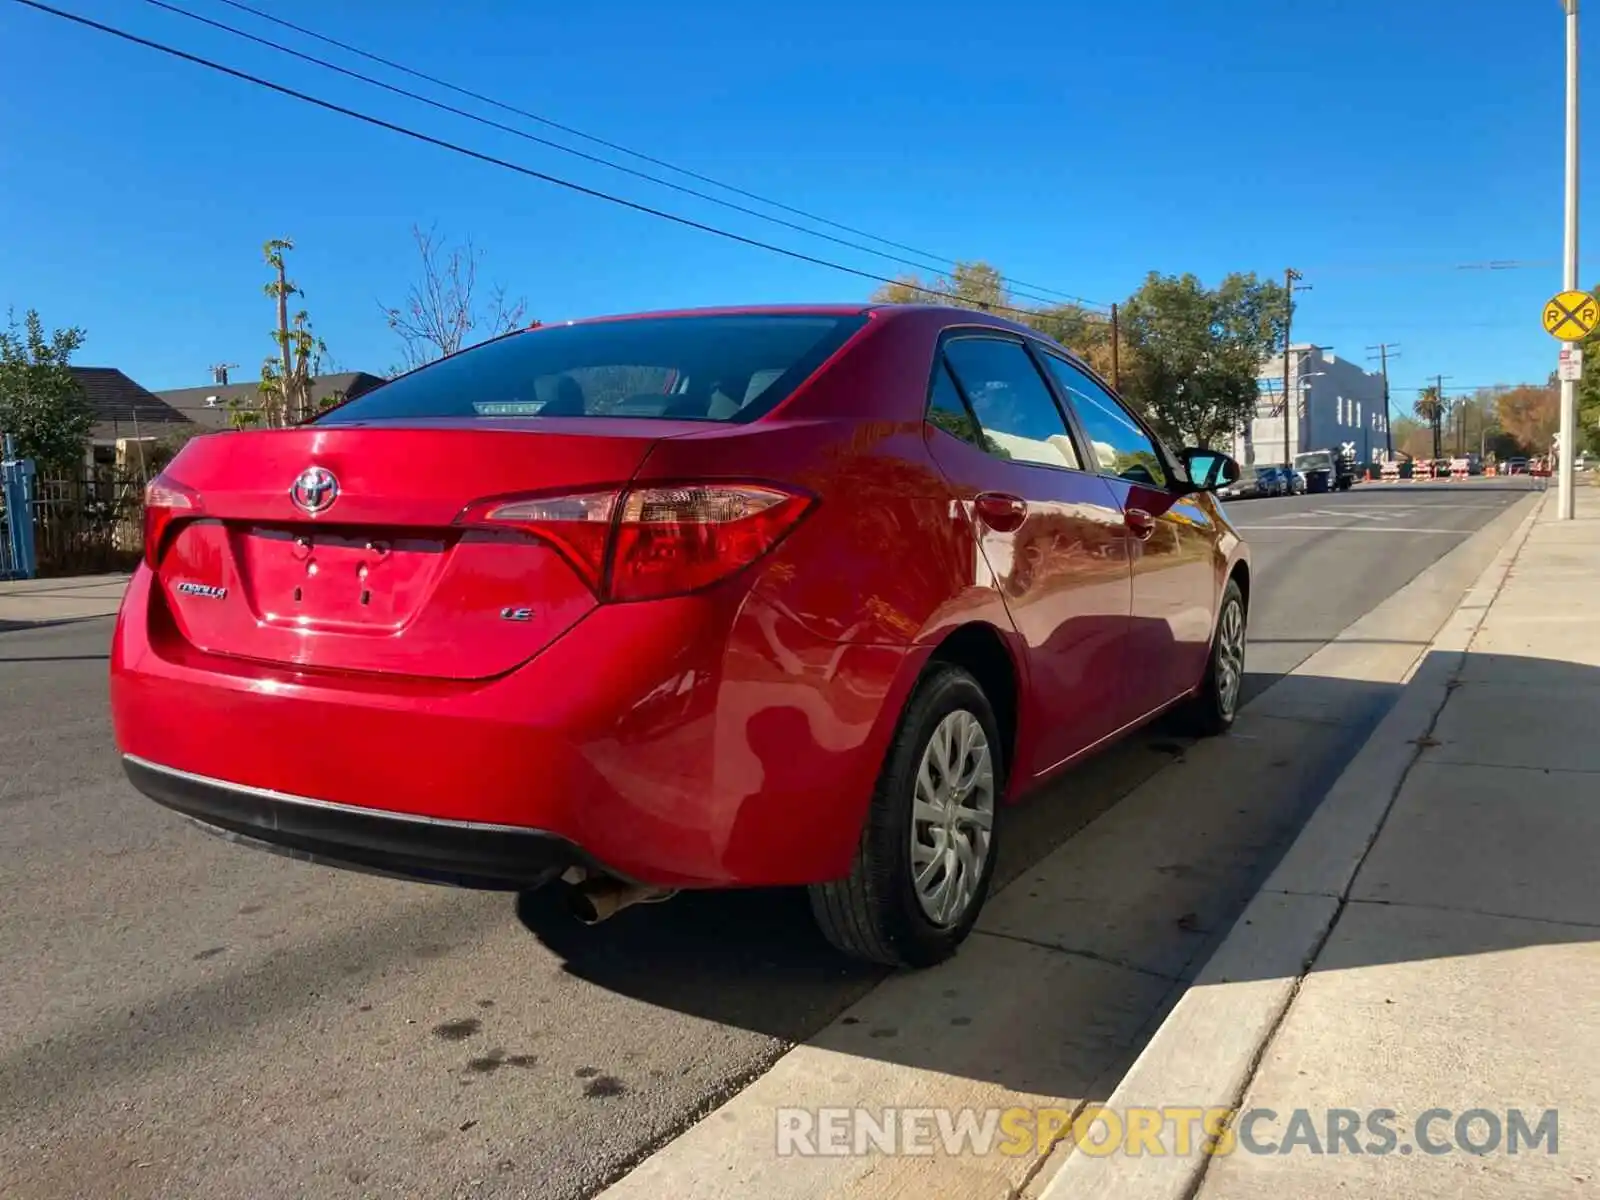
[[290, 466, 339, 515]]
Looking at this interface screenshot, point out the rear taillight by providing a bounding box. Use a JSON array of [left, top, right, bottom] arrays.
[[459, 483, 814, 602], [143, 473, 200, 569]]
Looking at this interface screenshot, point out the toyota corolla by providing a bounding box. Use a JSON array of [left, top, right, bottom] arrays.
[[111, 304, 1250, 967]]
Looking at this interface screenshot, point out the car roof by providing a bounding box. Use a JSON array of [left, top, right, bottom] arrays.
[[558, 303, 873, 326], [534, 300, 1103, 384]]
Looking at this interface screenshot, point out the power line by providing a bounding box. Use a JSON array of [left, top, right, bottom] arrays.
[[188, 0, 1106, 311], [136, 0, 1101, 313], [13, 0, 1102, 327], [1315, 321, 1528, 331], [1297, 259, 1559, 277], [1398, 383, 1522, 392]]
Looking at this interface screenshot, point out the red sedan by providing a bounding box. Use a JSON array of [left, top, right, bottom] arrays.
[[111, 304, 1250, 967]]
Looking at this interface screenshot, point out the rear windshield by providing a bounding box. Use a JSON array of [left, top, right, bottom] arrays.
[[317, 313, 868, 425]]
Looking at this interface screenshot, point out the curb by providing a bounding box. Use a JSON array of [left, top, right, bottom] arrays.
[[1034, 490, 1547, 1200], [0, 615, 112, 635], [0, 573, 131, 631]]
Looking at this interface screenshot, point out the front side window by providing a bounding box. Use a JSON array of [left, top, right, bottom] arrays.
[[317, 314, 867, 425], [941, 337, 1081, 470], [1041, 355, 1168, 488]]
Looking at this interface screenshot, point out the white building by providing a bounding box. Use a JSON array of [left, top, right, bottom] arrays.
[[1234, 344, 1391, 468]]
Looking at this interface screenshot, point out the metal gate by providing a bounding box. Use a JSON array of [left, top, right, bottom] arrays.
[[2, 434, 39, 580]]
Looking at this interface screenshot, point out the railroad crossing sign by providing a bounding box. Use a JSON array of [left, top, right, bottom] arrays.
[[1542, 289, 1600, 341]]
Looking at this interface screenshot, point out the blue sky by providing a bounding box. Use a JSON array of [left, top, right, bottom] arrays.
[[1, 0, 1594, 406]]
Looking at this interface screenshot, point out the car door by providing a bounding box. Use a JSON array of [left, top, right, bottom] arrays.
[[925, 333, 1131, 780], [1039, 354, 1222, 718]]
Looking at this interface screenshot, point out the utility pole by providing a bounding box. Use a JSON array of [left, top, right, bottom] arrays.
[[1282, 268, 1309, 465], [1110, 302, 1121, 392], [1559, 0, 1581, 519], [1432, 374, 1453, 462], [1367, 343, 1400, 458]]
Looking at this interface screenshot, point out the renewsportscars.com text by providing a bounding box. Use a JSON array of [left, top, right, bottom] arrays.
[[775, 1106, 1560, 1158]]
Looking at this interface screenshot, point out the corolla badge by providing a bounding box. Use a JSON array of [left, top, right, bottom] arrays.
[[176, 581, 228, 600], [290, 465, 339, 515]]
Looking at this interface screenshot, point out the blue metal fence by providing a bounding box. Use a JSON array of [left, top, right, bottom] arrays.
[[2, 434, 39, 580]]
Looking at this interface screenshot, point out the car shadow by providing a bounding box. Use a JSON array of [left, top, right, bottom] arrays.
[[512, 638, 1447, 1104], [515, 644, 1600, 1106]]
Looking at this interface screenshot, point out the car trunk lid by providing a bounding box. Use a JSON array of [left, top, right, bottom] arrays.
[[151, 421, 691, 679]]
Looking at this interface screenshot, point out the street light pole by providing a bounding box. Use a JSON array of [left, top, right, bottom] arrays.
[[1282, 269, 1299, 467], [1559, 0, 1580, 520]]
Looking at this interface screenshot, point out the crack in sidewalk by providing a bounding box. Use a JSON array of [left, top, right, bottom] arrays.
[[976, 928, 1182, 983], [1345, 895, 1600, 931]]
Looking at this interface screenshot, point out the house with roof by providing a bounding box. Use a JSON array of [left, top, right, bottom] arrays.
[[156, 371, 387, 431], [68, 367, 197, 462]]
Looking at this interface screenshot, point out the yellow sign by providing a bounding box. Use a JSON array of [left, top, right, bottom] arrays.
[[1542, 290, 1599, 341]]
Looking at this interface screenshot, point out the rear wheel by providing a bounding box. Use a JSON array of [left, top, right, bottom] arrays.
[[1171, 577, 1247, 738], [809, 664, 1002, 968]]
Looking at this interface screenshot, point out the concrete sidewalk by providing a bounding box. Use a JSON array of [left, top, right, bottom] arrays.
[[0, 573, 129, 629], [1046, 485, 1600, 1199]]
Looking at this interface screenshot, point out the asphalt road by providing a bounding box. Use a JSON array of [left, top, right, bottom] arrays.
[[0, 479, 1537, 1200]]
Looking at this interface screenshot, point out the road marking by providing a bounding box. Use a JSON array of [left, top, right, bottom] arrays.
[[1234, 524, 1471, 534], [1268, 508, 1406, 521]]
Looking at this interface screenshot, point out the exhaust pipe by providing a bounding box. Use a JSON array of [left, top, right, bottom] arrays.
[[562, 869, 676, 925]]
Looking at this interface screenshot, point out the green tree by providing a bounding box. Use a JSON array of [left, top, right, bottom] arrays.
[[1118, 271, 1290, 449], [259, 238, 328, 427], [1414, 385, 1446, 460], [1413, 386, 1444, 424], [1572, 283, 1600, 453], [872, 261, 1011, 311], [871, 262, 1115, 378], [0, 308, 93, 473]]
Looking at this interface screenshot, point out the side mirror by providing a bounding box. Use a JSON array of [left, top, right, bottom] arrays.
[[1179, 448, 1240, 492]]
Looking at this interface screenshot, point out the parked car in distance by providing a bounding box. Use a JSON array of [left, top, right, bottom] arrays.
[[1218, 471, 1262, 501], [1506, 457, 1529, 475], [1255, 466, 1288, 497], [1294, 449, 1353, 492], [111, 303, 1252, 969]]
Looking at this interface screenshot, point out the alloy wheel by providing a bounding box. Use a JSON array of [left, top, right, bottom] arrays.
[[1216, 596, 1246, 718], [909, 709, 996, 927]]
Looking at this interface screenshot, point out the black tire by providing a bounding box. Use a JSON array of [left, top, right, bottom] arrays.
[[808, 664, 1004, 968], [1171, 577, 1247, 738]]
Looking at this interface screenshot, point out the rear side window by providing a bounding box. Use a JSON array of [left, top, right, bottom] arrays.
[[318, 314, 867, 425], [942, 337, 1082, 470], [926, 361, 984, 448]]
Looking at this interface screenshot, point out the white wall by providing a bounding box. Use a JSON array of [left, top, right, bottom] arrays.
[[1237, 345, 1391, 466]]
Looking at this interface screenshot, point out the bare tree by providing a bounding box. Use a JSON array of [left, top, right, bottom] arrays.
[[381, 224, 528, 374]]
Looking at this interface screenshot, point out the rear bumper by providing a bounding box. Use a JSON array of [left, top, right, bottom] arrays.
[[124, 753, 586, 890], [111, 565, 915, 890]]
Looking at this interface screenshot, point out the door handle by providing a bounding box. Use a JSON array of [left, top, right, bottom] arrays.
[[974, 492, 1028, 533], [1124, 507, 1156, 540]]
